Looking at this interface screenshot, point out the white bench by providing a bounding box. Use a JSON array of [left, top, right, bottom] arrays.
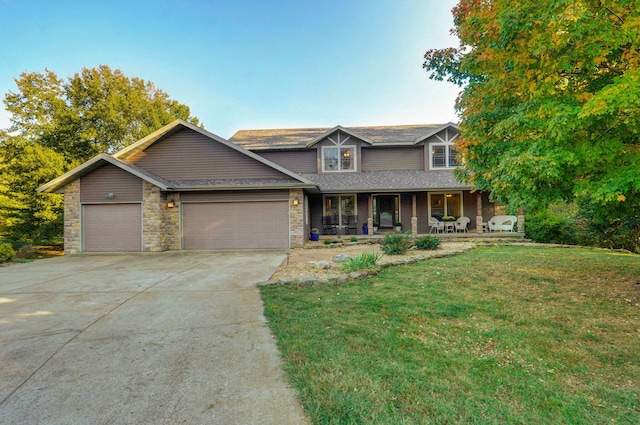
[[488, 215, 517, 232]]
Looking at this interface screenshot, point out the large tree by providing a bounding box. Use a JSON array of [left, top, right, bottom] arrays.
[[424, 1, 639, 249], [0, 65, 199, 241]]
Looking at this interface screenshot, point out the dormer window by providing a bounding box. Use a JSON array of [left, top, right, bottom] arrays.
[[428, 129, 460, 169], [322, 146, 356, 172]]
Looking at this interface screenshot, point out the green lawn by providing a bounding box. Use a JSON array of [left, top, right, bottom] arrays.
[[261, 246, 640, 424]]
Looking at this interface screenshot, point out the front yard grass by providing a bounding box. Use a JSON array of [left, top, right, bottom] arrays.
[[261, 246, 640, 424]]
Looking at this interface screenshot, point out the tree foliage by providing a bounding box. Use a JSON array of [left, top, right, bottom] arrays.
[[0, 65, 199, 241], [4, 65, 199, 161], [424, 0, 640, 250]]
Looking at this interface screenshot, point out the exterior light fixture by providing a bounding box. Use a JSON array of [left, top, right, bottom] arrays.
[[167, 200, 175, 208], [292, 197, 300, 206]]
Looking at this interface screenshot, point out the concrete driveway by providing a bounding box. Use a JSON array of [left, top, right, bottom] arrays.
[[0, 251, 309, 425]]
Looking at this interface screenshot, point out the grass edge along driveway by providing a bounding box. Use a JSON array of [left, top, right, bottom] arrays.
[[261, 246, 640, 425]]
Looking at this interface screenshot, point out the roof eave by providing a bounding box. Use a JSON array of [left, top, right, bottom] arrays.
[[37, 154, 170, 194], [314, 185, 473, 194], [413, 122, 460, 144], [114, 119, 225, 161], [305, 125, 375, 147], [115, 119, 315, 187], [170, 183, 318, 191]]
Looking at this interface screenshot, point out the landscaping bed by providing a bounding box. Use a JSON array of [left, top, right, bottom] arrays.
[[269, 240, 474, 283]]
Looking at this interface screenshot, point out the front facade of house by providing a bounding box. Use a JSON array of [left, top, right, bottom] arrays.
[[39, 120, 517, 254]]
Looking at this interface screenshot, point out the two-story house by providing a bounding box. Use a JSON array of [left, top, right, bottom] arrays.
[[39, 119, 507, 253]]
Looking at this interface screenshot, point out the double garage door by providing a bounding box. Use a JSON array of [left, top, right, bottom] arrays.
[[82, 200, 289, 252], [182, 201, 289, 250]]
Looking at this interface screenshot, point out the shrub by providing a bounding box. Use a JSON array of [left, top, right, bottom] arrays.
[[0, 242, 16, 263], [381, 232, 412, 255], [577, 196, 640, 253], [324, 239, 332, 245], [525, 204, 578, 244], [342, 252, 383, 272], [415, 235, 441, 250], [350, 236, 358, 242]]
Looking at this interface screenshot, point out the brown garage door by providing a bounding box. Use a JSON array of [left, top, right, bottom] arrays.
[[83, 204, 142, 252], [182, 201, 289, 250]]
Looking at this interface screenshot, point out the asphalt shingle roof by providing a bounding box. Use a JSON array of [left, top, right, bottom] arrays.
[[168, 177, 309, 190], [229, 124, 451, 149], [300, 170, 469, 192]]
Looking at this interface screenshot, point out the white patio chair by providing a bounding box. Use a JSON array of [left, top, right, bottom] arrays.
[[454, 216, 470, 232], [429, 217, 444, 233]]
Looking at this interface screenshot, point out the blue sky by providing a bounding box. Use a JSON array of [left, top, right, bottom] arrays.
[[0, 0, 460, 138]]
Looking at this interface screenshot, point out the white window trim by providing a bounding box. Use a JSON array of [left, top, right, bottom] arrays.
[[322, 194, 357, 226], [428, 191, 464, 218], [321, 145, 357, 172], [428, 128, 460, 170]]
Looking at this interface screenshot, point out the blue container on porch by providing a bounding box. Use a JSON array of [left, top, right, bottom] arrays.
[[362, 225, 368, 235]]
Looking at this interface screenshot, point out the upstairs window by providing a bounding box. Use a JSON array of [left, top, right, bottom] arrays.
[[320, 131, 357, 172], [322, 146, 356, 172], [428, 129, 460, 169]]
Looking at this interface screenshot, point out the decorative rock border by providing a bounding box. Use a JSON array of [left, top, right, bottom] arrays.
[[257, 246, 474, 287]]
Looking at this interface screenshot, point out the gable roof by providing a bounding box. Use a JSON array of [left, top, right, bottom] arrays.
[[37, 154, 171, 194], [304, 126, 375, 147], [39, 120, 317, 193], [229, 123, 459, 150], [113, 119, 312, 184]]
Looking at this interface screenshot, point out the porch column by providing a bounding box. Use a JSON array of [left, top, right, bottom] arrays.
[[367, 195, 373, 235], [411, 194, 418, 235], [476, 192, 484, 233], [517, 207, 525, 233]]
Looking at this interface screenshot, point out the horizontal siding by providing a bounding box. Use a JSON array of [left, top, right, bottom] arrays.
[[180, 189, 289, 203], [400, 194, 413, 231], [416, 194, 430, 234], [308, 194, 324, 232], [80, 164, 142, 203], [257, 150, 317, 173], [357, 194, 369, 229], [361, 147, 424, 171], [128, 128, 287, 180]]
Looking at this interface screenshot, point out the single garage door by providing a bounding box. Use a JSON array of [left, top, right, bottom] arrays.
[[83, 204, 142, 252], [182, 201, 289, 250]]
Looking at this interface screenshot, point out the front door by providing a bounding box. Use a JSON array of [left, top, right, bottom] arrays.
[[375, 195, 398, 228]]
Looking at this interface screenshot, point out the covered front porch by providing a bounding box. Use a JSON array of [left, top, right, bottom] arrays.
[[305, 191, 525, 237]]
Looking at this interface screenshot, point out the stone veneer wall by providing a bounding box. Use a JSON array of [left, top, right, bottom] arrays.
[[289, 188, 304, 248], [63, 179, 81, 254], [162, 193, 181, 250], [142, 181, 163, 252]]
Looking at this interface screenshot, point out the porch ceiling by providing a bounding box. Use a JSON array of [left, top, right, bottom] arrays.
[[300, 170, 471, 193]]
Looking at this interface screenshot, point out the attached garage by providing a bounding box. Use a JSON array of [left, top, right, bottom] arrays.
[[182, 200, 289, 250], [37, 121, 314, 254], [82, 204, 142, 252]]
